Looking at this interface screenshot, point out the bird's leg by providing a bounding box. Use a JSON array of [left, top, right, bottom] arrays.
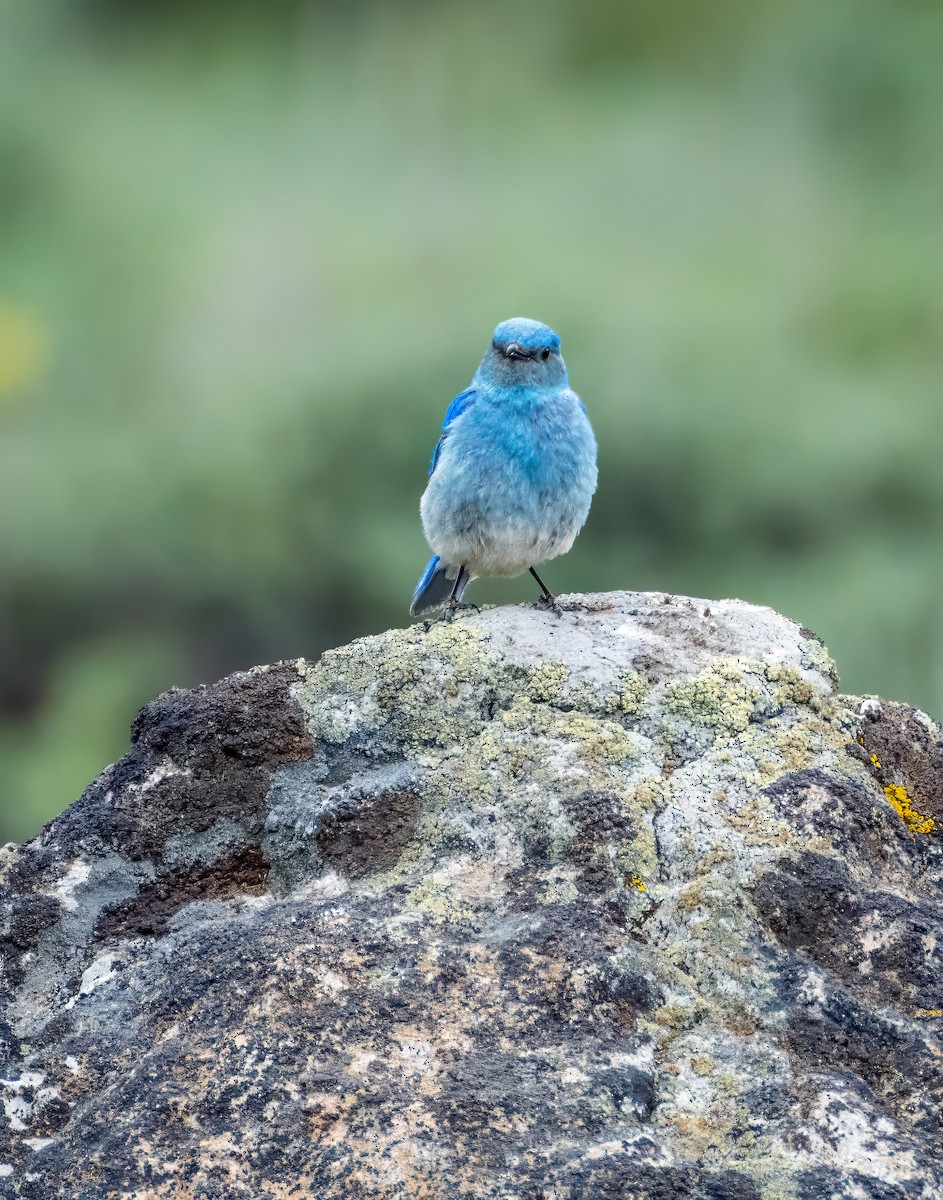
[[441, 566, 478, 621], [529, 566, 555, 601], [530, 567, 561, 613]]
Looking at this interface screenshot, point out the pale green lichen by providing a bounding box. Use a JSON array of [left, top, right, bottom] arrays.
[[563, 712, 641, 767], [496, 698, 641, 769], [538, 872, 580, 905], [738, 710, 831, 782], [604, 670, 649, 718], [0, 841, 21, 883], [799, 635, 839, 687], [653, 1001, 699, 1032], [764, 662, 814, 708], [632, 778, 667, 810], [373, 675, 659, 914], [663, 661, 763, 736], [613, 823, 659, 883], [406, 873, 477, 922], [296, 620, 500, 749], [526, 661, 570, 704]]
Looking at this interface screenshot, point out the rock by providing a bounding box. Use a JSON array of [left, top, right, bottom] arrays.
[[1, 591, 941, 1199]]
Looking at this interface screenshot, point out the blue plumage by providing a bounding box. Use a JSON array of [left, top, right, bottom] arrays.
[[410, 317, 597, 616], [428, 387, 477, 476], [410, 557, 469, 614]]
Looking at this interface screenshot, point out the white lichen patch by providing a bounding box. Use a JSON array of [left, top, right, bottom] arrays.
[[579, 1133, 675, 1165], [858, 912, 897, 958], [23, 1137, 56, 1152], [795, 1093, 920, 1184], [128, 759, 192, 794], [798, 636, 839, 686], [1, 1072, 44, 1131], [51, 859, 91, 913], [64, 952, 118, 1009], [295, 871, 350, 901], [395, 1037, 434, 1078], [313, 968, 349, 997], [2, 1092, 32, 1131], [310, 690, 383, 743]]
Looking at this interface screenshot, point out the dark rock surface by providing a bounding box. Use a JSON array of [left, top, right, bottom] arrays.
[[1, 593, 941, 1199]]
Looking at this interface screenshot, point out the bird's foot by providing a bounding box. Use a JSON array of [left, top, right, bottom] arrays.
[[535, 592, 563, 616], [427, 601, 481, 625], [448, 601, 481, 619]]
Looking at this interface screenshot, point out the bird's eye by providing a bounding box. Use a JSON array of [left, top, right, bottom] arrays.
[[540, 348, 551, 361]]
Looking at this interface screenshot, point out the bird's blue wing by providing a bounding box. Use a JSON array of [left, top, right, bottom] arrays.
[[428, 387, 477, 476]]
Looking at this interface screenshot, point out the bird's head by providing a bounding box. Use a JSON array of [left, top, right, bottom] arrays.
[[476, 317, 567, 388]]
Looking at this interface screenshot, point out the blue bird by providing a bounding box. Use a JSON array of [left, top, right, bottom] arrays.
[[410, 317, 597, 616]]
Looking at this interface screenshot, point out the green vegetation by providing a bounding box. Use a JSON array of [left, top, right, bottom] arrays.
[[1, 0, 941, 841]]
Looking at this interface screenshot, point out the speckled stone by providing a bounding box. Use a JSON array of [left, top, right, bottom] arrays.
[[1, 592, 941, 1199]]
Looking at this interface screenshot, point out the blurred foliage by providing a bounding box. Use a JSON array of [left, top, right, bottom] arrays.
[[1, 0, 941, 841]]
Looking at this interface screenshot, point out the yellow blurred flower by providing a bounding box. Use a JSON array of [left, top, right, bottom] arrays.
[[0, 304, 49, 407]]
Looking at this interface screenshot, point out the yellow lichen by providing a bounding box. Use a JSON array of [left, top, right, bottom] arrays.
[[871, 752, 882, 768], [884, 784, 935, 836], [627, 873, 646, 892], [914, 1008, 943, 1019]]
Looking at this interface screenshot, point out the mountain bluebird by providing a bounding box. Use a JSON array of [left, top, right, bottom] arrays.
[[410, 317, 597, 616]]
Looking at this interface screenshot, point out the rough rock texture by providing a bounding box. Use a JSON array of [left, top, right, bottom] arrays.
[[1, 592, 942, 1200]]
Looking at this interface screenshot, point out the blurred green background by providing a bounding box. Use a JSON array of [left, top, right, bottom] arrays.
[[1, 0, 941, 842]]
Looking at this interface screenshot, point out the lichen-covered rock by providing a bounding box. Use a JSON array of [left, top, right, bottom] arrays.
[[1, 592, 941, 1199]]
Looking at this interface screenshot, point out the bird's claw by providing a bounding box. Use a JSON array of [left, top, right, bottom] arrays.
[[446, 601, 481, 619], [427, 601, 481, 626], [535, 593, 563, 616]]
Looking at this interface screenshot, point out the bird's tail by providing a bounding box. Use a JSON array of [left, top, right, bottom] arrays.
[[410, 556, 470, 616]]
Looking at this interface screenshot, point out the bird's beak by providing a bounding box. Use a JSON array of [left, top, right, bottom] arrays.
[[504, 343, 533, 361]]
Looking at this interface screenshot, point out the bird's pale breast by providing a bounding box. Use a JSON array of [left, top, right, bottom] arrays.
[[420, 388, 597, 577]]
